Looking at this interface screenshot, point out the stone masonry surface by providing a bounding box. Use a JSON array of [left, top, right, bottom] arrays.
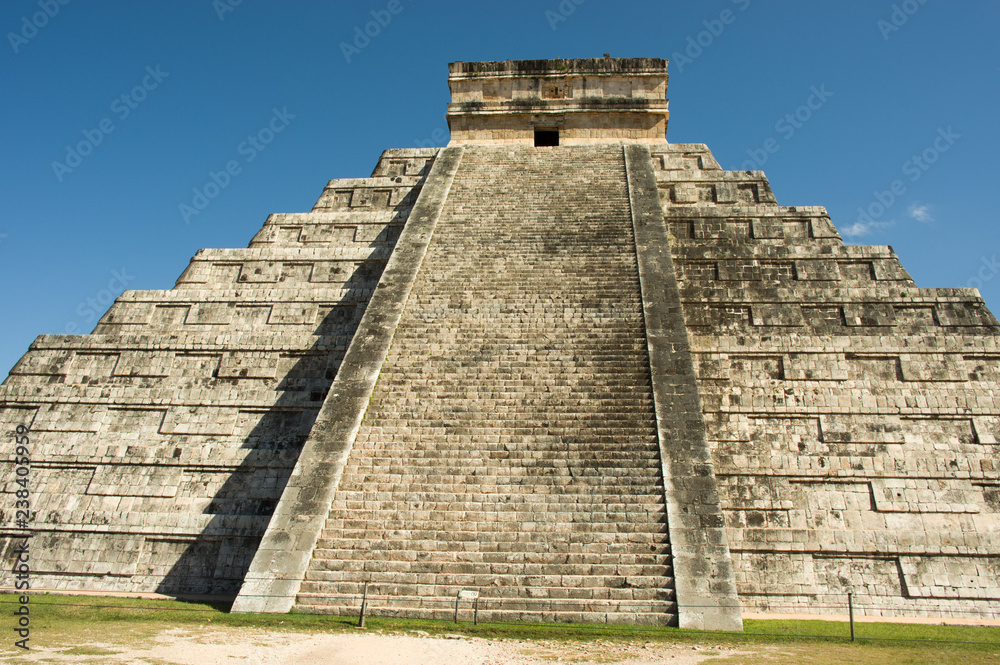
[[0, 148, 437, 597], [2, 57, 999, 627], [655, 143, 1000, 619]]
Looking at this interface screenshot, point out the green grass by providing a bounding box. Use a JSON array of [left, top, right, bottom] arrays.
[[1, 593, 998, 664]]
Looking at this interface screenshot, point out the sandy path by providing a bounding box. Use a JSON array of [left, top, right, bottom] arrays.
[[8, 627, 745, 664]]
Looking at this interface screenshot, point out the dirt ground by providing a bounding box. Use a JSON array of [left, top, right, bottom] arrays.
[[5, 627, 748, 664]]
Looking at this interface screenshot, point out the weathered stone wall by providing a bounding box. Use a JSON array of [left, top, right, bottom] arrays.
[[657, 143, 1000, 619], [446, 57, 669, 145], [448, 112, 667, 146], [0, 148, 437, 597]]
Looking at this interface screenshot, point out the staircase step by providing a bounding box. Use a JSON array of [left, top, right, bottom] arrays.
[[297, 145, 675, 623]]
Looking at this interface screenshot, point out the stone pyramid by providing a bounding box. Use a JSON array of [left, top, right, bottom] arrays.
[[2, 58, 998, 630]]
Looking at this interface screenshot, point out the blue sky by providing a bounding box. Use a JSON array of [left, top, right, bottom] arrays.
[[1, 0, 998, 376]]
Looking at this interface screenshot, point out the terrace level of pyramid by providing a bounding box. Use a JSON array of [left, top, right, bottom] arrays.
[[2, 58, 998, 630]]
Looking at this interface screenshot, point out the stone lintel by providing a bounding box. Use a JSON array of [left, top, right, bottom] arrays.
[[448, 58, 668, 77], [624, 144, 744, 632], [230, 146, 465, 613]]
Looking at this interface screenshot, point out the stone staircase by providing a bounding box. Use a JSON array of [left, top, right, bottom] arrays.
[[294, 145, 676, 624]]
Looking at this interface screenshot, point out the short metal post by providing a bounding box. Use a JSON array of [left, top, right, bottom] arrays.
[[848, 592, 855, 641], [474, 596, 479, 625], [454, 591, 460, 624], [359, 581, 369, 628]]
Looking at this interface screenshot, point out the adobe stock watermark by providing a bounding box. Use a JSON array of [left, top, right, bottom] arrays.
[[7, 0, 71, 54], [740, 84, 834, 171], [671, 0, 752, 75], [63, 268, 135, 334], [967, 255, 1000, 292], [11, 423, 31, 651], [179, 107, 296, 224], [51, 65, 170, 183], [851, 126, 960, 234], [213, 0, 244, 21], [878, 0, 930, 41], [414, 126, 448, 148], [340, 0, 409, 64], [545, 0, 587, 31]]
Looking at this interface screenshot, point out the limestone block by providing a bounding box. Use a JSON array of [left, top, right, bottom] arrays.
[[839, 261, 876, 282], [843, 303, 895, 327], [936, 302, 999, 327], [102, 408, 167, 435], [186, 303, 234, 325], [9, 349, 73, 376], [898, 354, 968, 382], [114, 350, 172, 377], [893, 305, 938, 328], [172, 352, 222, 378], [809, 215, 841, 239], [750, 304, 804, 327], [728, 355, 784, 381], [29, 533, 140, 577], [845, 355, 901, 382], [149, 304, 188, 327], [750, 219, 782, 239], [0, 407, 38, 433], [88, 465, 182, 498], [160, 406, 238, 436], [972, 417, 1000, 445], [872, 259, 914, 283], [783, 353, 847, 381], [870, 478, 981, 514], [238, 261, 281, 284], [659, 153, 689, 171], [268, 304, 318, 326], [715, 182, 738, 204], [802, 305, 846, 327], [33, 404, 105, 433], [738, 184, 763, 204], [209, 308, 265, 333], [781, 218, 812, 240], [67, 351, 120, 378], [795, 260, 841, 281], [218, 352, 279, 380], [900, 556, 1000, 599], [821, 415, 907, 445], [671, 184, 698, 205]]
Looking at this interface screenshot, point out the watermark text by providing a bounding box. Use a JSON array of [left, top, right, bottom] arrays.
[[545, 0, 587, 31], [740, 85, 834, 171], [214, 0, 243, 21], [848, 126, 959, 235], [11, 423, 32, 650], [64, 268, 135, 334], [671, 0, 752, 75], [878, 0, 931, 41], [179, 107, 296, 224], [341, 0, 407, 63], [7, 0, 71, 54], [51, 65, 170, 182]]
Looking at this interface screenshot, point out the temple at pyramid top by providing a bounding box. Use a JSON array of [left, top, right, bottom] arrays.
[[446, 57, 669, 145]]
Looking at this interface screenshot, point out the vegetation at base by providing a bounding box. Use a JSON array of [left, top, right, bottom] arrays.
[[1, 593, 998, 663]]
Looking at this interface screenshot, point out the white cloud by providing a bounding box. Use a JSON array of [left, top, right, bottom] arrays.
[[841, 219, 894, 238], [909, 202, 933, 223]]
